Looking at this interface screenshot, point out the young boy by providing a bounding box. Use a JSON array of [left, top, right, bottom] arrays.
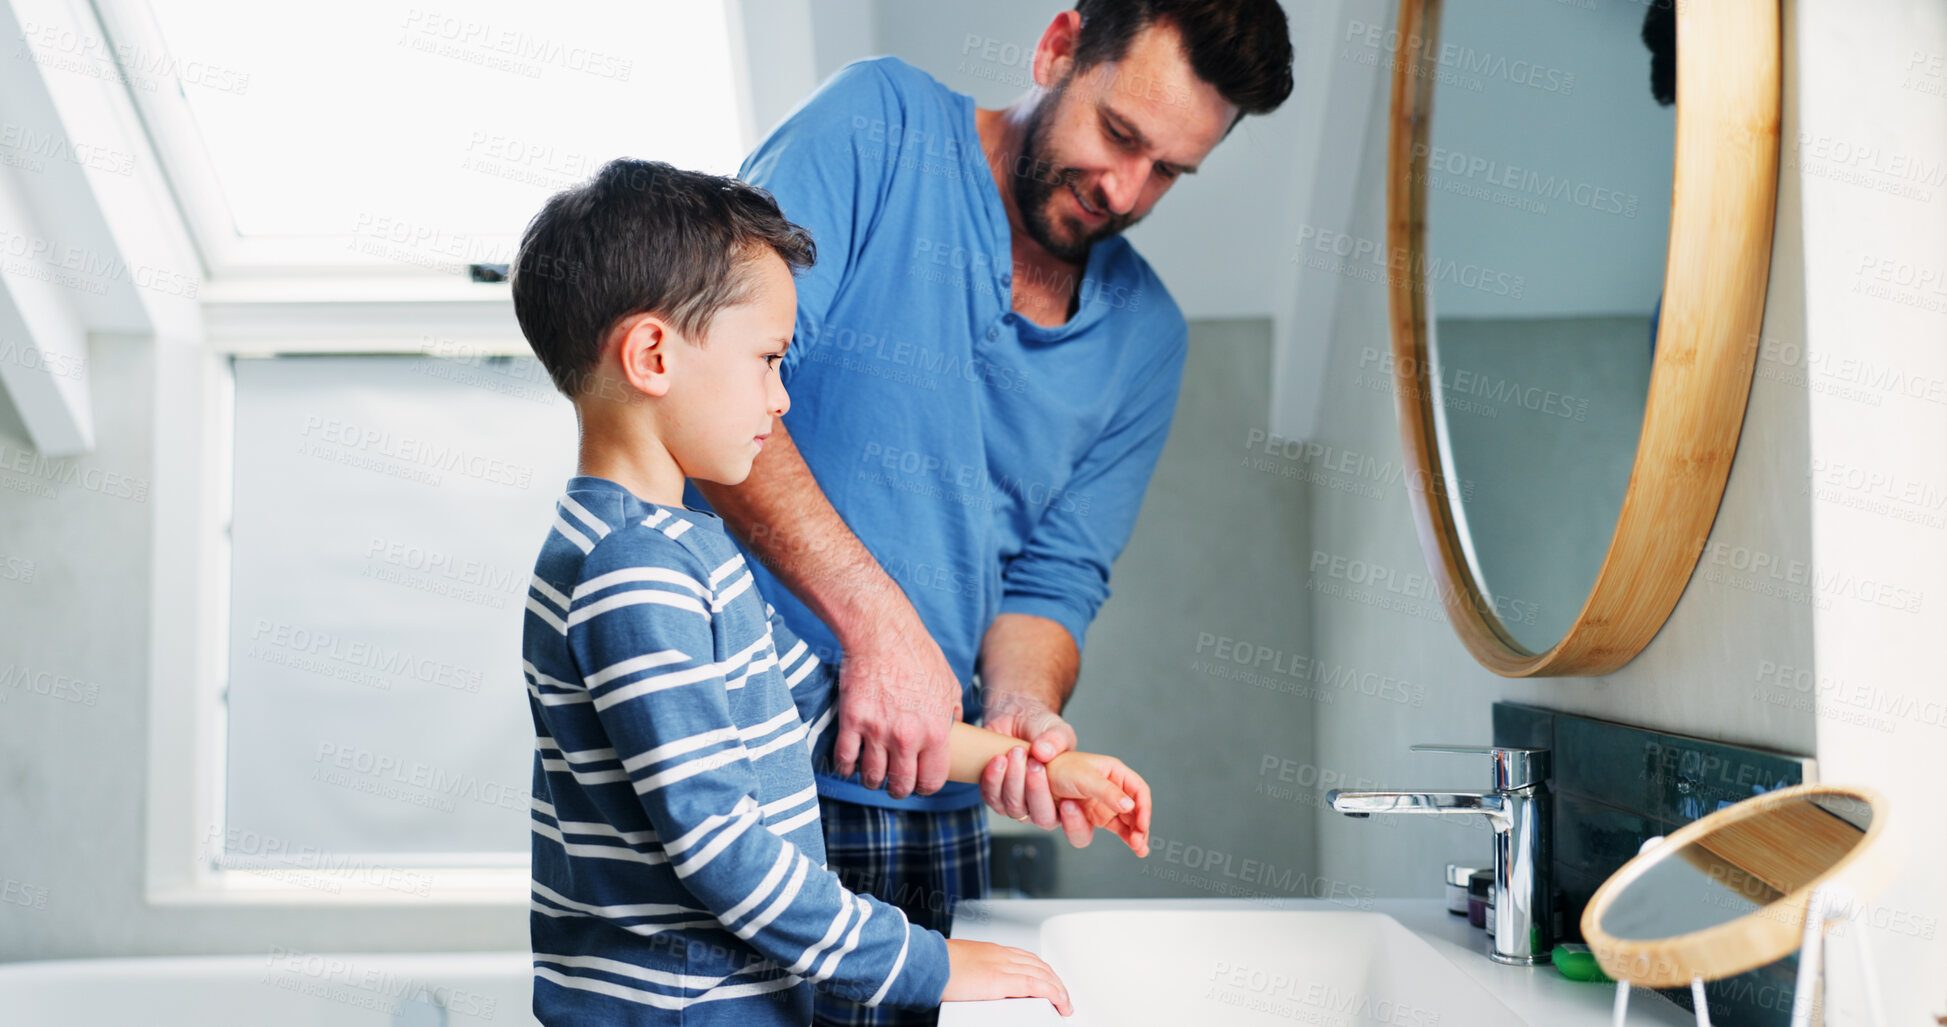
[[509, 158, 1153, 1026]]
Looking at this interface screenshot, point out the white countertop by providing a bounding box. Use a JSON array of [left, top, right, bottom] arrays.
[[940, 897, 1693, 1026]]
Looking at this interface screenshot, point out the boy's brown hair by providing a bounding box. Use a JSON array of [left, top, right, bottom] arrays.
[[510, 159, 816, 398]]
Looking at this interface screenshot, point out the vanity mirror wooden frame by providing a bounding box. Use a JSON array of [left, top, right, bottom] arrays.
[[1386, 0, 1783, 675], [1579, 783, 1892, 990]]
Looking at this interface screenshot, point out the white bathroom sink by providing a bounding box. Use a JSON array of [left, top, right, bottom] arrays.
[[943, 899, 1695, 1026], [1026, 908, 1523, 1026]]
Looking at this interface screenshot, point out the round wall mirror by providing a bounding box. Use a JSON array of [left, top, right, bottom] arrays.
[[1582, 784, 1892, 992], [1386, 0, 1783, 674]]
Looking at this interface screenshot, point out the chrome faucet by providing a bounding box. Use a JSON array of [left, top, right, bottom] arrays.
[[1328, 744, 1551, 965]]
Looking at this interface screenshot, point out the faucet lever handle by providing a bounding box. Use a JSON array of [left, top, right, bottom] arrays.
[[1411, 744, 1549, 791]]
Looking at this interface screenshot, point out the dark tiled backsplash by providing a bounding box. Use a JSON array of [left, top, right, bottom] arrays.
[[1492, 702, 1814, 1027]]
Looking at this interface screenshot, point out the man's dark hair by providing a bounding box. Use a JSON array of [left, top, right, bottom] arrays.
[[510, 158, 815, 399], [1069, 0, 1295, 131], [1641, 0, 1676, 106]]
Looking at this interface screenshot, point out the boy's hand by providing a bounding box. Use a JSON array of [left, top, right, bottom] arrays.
[[1044, 751, 1152, 857], [982, 747, 1097, 849], [942, 939, 1072, 1016]]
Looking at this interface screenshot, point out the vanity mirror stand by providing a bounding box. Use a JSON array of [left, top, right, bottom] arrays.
[[1609, 864, 1890, 1027]]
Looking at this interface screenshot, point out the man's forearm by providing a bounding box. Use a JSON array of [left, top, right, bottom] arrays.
[[707, 421, 958, 794], [693, 420, 904, 646], [977, 612, 1080, 712]]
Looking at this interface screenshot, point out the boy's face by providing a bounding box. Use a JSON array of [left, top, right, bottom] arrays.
[[659, 250, 796, 487]]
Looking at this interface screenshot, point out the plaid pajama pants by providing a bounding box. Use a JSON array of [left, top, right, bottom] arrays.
[[811, 797, 991, 1027]]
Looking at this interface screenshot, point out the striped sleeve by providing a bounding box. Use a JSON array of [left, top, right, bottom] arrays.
[[763, 601, 841, 775], [565, 528, 948, 1009]]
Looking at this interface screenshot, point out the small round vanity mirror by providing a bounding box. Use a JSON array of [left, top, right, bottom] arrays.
[[1580, 784, 1891, 990]]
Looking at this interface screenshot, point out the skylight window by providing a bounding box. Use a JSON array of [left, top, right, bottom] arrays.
[[138, 0, 744, 271]]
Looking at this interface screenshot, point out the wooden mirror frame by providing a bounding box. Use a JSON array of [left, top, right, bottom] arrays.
[[1579, 783, 1891, 989], [1387, 0, 1782, 675]]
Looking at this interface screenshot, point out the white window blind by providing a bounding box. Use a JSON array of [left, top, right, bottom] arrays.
[[225, 354, 577, 864]]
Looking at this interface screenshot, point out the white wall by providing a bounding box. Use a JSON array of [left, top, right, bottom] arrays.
[[1792, 1, 1947, 1021], [1305, 0, 1945, 1021]]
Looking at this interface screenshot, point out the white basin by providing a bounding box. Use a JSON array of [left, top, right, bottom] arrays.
[[1030, 909, 1522, 1026], [942, 899, 1695, 1026]]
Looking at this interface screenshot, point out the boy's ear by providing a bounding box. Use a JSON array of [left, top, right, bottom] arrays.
[[612, 313, 674, 399]]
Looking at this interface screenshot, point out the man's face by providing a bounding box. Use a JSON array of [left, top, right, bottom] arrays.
[[1013, 22, 1238, 264]]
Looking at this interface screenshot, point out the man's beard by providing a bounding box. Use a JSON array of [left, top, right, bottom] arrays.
[[1012, 89, 1139, 265]]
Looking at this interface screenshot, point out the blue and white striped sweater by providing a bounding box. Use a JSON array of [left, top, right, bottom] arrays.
[[523, 475, 949, 1024]]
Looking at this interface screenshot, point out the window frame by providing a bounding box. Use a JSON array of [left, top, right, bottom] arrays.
[[120, 0, 808, 908], [147, 331, 546, 908]]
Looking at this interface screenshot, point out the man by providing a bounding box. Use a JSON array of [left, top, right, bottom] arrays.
[[685, 3, 1292, 1023]]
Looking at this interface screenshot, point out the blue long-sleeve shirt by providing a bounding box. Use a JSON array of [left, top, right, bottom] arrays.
[[684, 56, 1189, 812], [524, 475, 949, 1024]]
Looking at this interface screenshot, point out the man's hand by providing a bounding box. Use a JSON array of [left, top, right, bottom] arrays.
[[980, 692, 1093, 846], [834, 603, 961, 799]]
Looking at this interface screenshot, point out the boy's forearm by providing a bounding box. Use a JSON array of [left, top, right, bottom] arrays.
[[947, 722, 1036, 783]]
